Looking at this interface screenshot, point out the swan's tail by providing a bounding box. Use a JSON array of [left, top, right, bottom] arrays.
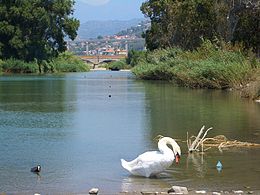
[[121, 159, 130, 170]]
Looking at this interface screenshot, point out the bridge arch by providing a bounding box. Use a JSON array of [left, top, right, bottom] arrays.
[[80, 55, 126, 65]]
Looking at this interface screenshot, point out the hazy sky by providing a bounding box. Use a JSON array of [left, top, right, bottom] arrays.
[[74, 0, 145, 23]]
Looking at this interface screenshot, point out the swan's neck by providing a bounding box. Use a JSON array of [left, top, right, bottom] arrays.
[[159, 143, 173, 155], [158, 137, 181, 156], [158, 139, 174, 155]]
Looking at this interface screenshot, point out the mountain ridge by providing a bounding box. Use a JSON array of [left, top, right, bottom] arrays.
[[77, 18, 144, 39]]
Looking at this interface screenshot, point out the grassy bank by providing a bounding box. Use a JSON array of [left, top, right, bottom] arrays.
[[131, 40, 260, 98], [105, 59, 131, 70], [0, 52, 90, 74]]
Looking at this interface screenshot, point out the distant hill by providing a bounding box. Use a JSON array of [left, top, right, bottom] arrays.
[[116, 20, 150, 38], [77, 18, 144, 39]]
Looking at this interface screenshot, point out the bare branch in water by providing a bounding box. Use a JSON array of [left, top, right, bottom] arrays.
[[187, 126, 260, 153]]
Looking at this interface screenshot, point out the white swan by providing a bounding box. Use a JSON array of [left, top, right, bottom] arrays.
[[121, 137, 181, 177]]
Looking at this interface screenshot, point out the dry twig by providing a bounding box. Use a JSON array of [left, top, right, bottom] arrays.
[[187, 126, 260, 153]]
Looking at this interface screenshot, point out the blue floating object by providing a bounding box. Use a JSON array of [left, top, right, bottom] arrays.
[[216, 160, 223, 172], [216, 160, 223, 168]]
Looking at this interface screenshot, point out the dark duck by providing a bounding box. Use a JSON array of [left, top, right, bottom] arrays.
[[31, 165, 41, 173]]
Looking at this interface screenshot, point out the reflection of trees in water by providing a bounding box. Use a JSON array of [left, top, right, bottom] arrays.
[[0, 76, 77, 131], [142, 81, 260, 143], [0, 77, 72, 113]]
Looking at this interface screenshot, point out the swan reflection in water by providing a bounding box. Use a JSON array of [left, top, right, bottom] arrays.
[[121, 176, 173, 193]]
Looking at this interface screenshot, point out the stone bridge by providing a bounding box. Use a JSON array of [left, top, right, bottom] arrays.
[[80, 55, 126, 65]]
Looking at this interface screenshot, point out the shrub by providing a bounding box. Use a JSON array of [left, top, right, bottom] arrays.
[[50, 52, 90, 72], [108, 59, 131, 70], [132, 39, 260, 89], [1, 58, 39, 73], [146, 48, 181, 65], [132, 62, 174, 80], [126, 50, 146, 66], [0, 52, 91, 73]]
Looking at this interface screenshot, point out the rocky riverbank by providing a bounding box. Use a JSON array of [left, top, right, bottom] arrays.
[[119, 191, 259, 195], [85, 186, 260, 195]]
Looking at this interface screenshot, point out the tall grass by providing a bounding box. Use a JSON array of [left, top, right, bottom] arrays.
[[1, 58, 39, 73], [132, 40, 260, 89], [132, 62, 174, 80]]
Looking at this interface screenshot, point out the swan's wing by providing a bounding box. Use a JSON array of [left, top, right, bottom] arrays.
[[122, 151, 174, 177], [122, 151, 160, 168], [137, 151, 164, 162], [132, 151, 172, 177]]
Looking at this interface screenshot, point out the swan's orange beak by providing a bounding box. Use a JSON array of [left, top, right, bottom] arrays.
[[175, 153, 180, 164]]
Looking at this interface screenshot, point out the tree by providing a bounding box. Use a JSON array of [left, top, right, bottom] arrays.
[[0, 0, 79, 61], [141, 0, 219, 50], [231, 3, 260, 54], [97, 35, 103, 40], [140, 0, 176, 50], [141, 0, 259, 52]]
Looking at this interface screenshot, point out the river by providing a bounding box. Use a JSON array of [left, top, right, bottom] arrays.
[[0, 71, 260, 194]]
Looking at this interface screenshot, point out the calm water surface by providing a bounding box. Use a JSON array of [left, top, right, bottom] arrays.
[[0, 71, 260, 194]]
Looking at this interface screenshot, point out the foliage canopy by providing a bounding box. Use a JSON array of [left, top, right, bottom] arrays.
[[0, 0, 79, 61], [141, 0, 259, 53]]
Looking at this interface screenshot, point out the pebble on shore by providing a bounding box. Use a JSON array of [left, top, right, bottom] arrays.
[[233, 190, 244, 194], [89, 188, 99, 194], [168, 186, 189, 194], [195, 190, 207, 194]]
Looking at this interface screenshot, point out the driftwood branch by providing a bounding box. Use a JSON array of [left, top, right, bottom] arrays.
[[189, 126, 205, 152], [187, 127, 260, 153], [188, 126, 213, 153], [196, 127, 213, 149]]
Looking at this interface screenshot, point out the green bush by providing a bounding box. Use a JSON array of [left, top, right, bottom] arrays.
[[0, 52, 90, 73], [133, 62, 174, 80], [50, 52, 90, 72], [132, 40, 260, 89], [1, 58, 39, 73], [126, 50, 146, 66], [146, 48, 181, 65], [171, 41, 256, 89], [108, 59, 131, 70]]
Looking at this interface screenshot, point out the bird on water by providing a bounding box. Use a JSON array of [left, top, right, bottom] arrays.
[[121, 136, 181, 177], [31, 165, 41, 173]]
